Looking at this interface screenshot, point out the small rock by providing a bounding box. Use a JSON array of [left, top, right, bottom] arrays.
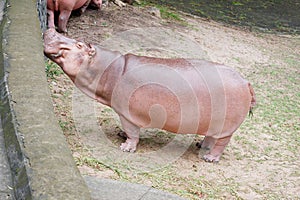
[[148, 7, 161, 18], [112, 0, 126, 7]]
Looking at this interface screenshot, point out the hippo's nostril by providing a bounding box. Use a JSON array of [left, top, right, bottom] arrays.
[[50, 50, 63, 58]]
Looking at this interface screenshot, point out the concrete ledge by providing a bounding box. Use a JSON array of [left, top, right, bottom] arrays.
[[1, 0, 90, 199], [85, 176, 186, 200]]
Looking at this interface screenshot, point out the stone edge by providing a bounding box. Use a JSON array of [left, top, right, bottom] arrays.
[[0, 0, 91, 199]]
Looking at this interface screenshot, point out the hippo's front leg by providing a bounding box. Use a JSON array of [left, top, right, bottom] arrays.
[[119, 116, 140, 153], [47, 9, 55, 29], [58, 10, 72, 33]]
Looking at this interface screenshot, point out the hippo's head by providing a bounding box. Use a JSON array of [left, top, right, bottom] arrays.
[[44, 28, 96, 79]]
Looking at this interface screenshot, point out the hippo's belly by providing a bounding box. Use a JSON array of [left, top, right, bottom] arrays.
[[111, 60, 251, 136], [59, 0, 87, 10], [128, 83, 211, 134]]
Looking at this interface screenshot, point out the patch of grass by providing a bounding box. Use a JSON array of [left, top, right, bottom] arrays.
[[138, 0, 183, 21], [75, 156, 124, 178], [45, 60, 64, 80], [232, 1, 244, 6], [58, 120, 70, 132], [243, 50, 300, 157], [158, 6, 182, 21], [132, 166, 210, 199]]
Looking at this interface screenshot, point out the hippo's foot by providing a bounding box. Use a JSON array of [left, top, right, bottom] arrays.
[[203, 154, 220, 163], [202, 135, 232, 163], [119, 116, 140, 153], [120, 138, 139, 153]]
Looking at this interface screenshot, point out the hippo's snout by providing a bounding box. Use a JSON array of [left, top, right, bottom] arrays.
[[44, 28, 76, 62], [44, 28, 61, 49], [48, 49, 63, 59]]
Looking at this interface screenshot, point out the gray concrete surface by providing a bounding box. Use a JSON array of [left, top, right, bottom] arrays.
[[85, 176, 186, 200]]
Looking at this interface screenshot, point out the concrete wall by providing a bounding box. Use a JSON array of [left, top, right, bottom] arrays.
[[0, 0, 91, 199]]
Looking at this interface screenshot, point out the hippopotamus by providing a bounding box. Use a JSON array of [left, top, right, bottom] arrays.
[[43, 28, 256, 162], [47, 0, 102, 33]]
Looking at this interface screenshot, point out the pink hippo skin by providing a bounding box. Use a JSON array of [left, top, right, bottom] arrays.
[[44, 29, 256, 162], [47, 0, 102, 33]]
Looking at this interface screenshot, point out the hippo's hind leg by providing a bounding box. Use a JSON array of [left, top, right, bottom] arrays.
[[119, 116, 140, 153], [196, 136, 216, 150], [79, 0, 91, 15], [203, 135, 232, 163]]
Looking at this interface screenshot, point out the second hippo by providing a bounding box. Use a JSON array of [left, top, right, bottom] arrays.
[[44, 29, 256, 162], [47, 0, 102, 33]]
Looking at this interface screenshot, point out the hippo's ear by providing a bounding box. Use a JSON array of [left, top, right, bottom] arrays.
[[76, 42, 84, 49], [88, 43, 96, 57]]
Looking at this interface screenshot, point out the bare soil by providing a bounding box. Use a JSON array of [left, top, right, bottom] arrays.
[[47, 2, 300, 199]]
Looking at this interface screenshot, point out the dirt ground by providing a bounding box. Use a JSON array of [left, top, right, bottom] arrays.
[[47, 2, 300, 199]]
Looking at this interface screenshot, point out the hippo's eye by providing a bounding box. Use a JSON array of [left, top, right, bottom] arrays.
[[76, 42, 84, 49]]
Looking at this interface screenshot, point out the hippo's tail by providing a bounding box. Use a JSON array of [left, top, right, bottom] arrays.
[[248, 83, 256, 117]]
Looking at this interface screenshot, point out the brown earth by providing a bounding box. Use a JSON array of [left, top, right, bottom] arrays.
[[47, 2, 300, 199]]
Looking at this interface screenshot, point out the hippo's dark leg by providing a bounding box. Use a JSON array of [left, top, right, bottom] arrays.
[[203, 135, 232, 163], [58, 10, 72, 33], [119, 116, 140, 153]]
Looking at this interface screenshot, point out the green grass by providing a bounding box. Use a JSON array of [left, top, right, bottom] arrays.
[[45, 60, 64, 80], [137, 0, 183, 21], [75, 156, 124, 177], [238, 51, 300, 160], [158, 6, 182, 21]]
